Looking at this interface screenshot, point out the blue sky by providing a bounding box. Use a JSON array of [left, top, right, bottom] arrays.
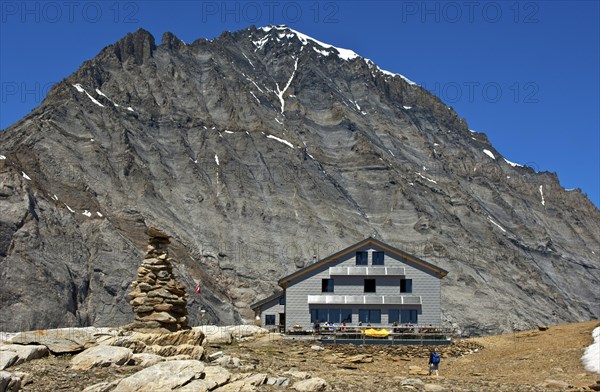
[[1, 1, 598, 207]]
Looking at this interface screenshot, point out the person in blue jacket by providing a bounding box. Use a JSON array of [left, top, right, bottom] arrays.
[[428, 349, 441, 376]]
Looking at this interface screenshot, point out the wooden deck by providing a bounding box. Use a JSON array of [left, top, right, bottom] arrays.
[[285, 325, 452, 345]]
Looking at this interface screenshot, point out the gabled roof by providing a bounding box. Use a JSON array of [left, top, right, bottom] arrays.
[[250, 291, 284, 310], [278, 237, 448, 287]]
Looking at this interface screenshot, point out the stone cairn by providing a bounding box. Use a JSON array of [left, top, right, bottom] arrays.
[[127, 226, 189, 332]]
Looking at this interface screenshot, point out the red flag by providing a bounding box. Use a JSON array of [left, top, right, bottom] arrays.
[[195, 283, 201, 294]]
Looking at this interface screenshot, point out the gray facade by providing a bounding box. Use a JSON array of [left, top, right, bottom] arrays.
[[252, 238, 447, 333], [250, 292, 285, 330]]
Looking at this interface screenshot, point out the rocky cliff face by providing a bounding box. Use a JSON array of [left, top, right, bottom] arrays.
[[0, 25, 598, 334]]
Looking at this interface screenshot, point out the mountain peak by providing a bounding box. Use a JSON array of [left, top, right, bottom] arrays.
[[112, 28, 156, 64], [161, 31, 185, 51], [253, 24, 359, 61], [251, 25, 416, 85]]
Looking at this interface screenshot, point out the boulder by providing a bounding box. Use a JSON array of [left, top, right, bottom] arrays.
[[292, 377, 328, 392], [402, 378, 424, 388], [112, 360, 204, 392], [204, 365, 231, 387], [165, 354, 194, 361], [0, 351, 18, 370], [225, 325, 269, 340], [285, 370, 312, 380], [82, 380, 121, 392], [0, 344, 48, 362], [8, 328, 98, 354], [176, 379, 215, 392], [71, 346, 133, 370], [145, 344, 203, 359], [212, 379, 256, 392], [110, 329, 205, 360], [244, 373, 267, 386], [0, 344, 48, 369], [0, 371, 21, 392], [194, 326, 233, 345], [12, 371, 32, 386], [214, 355, 232, 367], [266, 377, 289, 386], [131, 353, 164, 367], [130, 329, 203, 347]]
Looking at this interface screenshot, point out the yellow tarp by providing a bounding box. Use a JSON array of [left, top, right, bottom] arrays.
[[363, 328, 391, 337]]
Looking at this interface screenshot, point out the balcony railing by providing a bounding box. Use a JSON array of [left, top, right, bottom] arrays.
[[328, 266, 405, 276], [307, 295, 421, 305]]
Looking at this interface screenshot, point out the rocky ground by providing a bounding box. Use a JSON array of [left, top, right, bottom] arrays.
[[2, 321, 599, 391]]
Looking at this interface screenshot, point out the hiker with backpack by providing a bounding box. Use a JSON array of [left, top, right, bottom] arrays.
[[428, 349, 441, 376]]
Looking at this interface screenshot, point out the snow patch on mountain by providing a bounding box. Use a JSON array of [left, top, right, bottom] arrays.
[[242, 52, 254, 68], [275, 57, 298, 113], [416, 172, 437, 184], [267, 134, 294, 149], [504, 158, 523, 167], [312, 47, 331, 56], [96, 89, 119, 107], [539, 185, 545, 206], [256, 25, 417, 86], [488, 217, 507, 233], [261, 25, 358, 61], [483, 149, 496, 160]]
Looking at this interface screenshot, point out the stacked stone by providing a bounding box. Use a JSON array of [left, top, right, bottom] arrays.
[[128, 227, 189, 332]]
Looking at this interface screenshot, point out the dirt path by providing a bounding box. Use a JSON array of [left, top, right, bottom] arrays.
[[224, 320, 600, 391], [444, 320, 599, 387]]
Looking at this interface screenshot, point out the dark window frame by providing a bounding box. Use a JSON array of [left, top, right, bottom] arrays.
[[322, 278, 334, 293], [401, 309, 418, 324], [372, 251, 385, 265], [310, 308, 352, 324], [400, 278, 413, 293], [358, 309, 382, 324], [265, 314, 276, 325], [356, 251, 368, 265], [364, 278, 376, 293]]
